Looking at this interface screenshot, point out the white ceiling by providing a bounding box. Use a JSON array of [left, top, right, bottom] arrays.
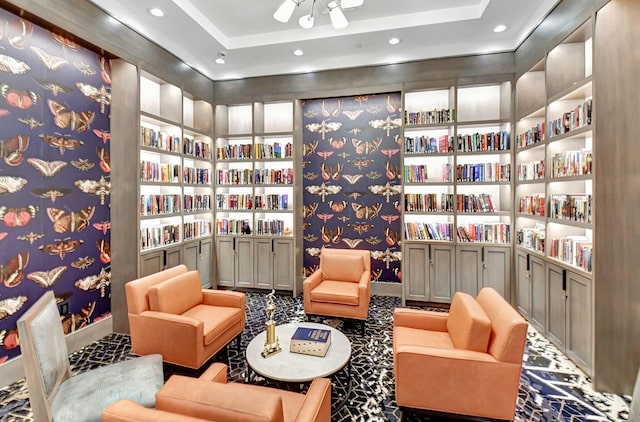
[[88, 0, 560, 81]]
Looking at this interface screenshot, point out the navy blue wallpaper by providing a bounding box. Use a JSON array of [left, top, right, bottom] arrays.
[[0, 9, 111, 364], [302, 93, 402, 282]]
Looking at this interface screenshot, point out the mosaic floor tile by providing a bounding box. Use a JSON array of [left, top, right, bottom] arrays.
[[0, 293, 632, 421]]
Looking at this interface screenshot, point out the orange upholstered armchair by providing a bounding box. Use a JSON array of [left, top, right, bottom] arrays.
[[103, 363, 332, 422], [303, 248, 371, 333], [393, 287, 528, 421], [126, 265, 245, 369]]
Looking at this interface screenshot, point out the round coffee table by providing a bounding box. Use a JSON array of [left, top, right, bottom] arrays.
[[245, 322, 352, 414], [246, 322, 351, 382]]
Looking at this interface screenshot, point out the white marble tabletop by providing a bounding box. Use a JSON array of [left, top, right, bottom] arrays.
[[246, 322, 351, 382]]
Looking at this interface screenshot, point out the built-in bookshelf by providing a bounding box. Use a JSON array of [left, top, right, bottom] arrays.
[[138, 72, 214, 285], [214, 101, 295, 291], [402, 81, 512, 303], [514, 20, 593, 375]]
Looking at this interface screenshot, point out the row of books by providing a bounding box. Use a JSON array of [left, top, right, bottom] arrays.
[[456, 193, 496, 213], [550, 236, 592, 272], [215, 218, 250, 235], [457, 131, 510, 152], [404, 135, 453, 154], [183, 137, 211, 159], [140, 127, 181, 153], [518, 160, 545, 181], [254, 168, 294, 185], [140, 161, 181, 183], [405, 193, 497, 213], [404, 193, 454, 212], [549, 194, 591, 223], [140, 224, 180, 250], [254, 219, 288, 236], [183, 167, 210, 185], [184, 194, 212, 213], [254, 194, 290, 211], [517, 223, 546, 253], [457, 223, 511, 243], [217, 168, 253, 185], [551, 149, 592, 178], [403, 164, 428, 183], [455, 163, 511, 182], [548, 97, 593, 138], [516, 122, 545, 148], [519, 194, 545, 216], [140, 194, 181, 216], [255, 142, 292, 159], [404, 108, 456, 125], [183, 220, 212, 240], [215, 194, 253, 210], [217, 144, 252, 160], [404, 222, 453, 241]]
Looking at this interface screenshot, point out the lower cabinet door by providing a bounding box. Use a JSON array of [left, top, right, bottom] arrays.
[[546, 262, 566, 350], [216, 237, 235, 287], [515, 250, 531, 318], [254, 238, 274, 289], [482, 246, 510, 298], [430, 244, 455, 303], [567, 271, 592, 373], [530, 255, 546, 334], [456, 246, 482, 296], [404, 243, 430, 301], [235, 237, 254, 288], [273, 239, 294, 291]]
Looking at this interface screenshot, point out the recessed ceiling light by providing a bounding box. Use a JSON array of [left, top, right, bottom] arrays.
[[215, 51, 226, 64], [293, 49, 304, 56], [388, 37, 401, 46], [493, 24, 507, 33], [148, 8, 165, 17]]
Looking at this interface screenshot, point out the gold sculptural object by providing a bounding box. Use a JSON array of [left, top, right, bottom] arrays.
[[262, 289, 281, 358]]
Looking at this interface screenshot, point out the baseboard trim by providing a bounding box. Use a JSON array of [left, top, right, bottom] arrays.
[[0, 316, 113, 388]]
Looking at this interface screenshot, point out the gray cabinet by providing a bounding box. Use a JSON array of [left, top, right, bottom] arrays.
[[273, 238, 294, 291], [403, 243, 456, 303], [566, 271, 592, 372], [456, 245, 510, 298], [183, 238, 214, 288], [545, 262, 592, 374], [139, 246, 183, 277], [516, 250, 546, 333], [254, 238, 274, 289], [515, 250, 531, 318], [216, 236, 254, 288], [546, 262, 566, 349]]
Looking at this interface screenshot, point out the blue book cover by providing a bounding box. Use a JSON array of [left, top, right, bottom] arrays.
[[290, 327, 331, 357]]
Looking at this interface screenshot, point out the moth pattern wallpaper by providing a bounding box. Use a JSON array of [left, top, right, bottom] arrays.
[[302, 93, 403, 282], [0, 8, 111, 364]]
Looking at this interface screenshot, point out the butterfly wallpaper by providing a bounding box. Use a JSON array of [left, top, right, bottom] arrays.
[[302, 93, 403, 283], [0, 8, 111, 364]]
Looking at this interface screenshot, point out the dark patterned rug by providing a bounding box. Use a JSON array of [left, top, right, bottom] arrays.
[[0, 293, 631, 421]]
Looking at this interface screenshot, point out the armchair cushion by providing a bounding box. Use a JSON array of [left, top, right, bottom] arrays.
[[148, 272, 203, 315], [446, 292, 491, 353], [183, 304, 244, 346], [320, 252, 363, 282], [309, 280, 359, 305]]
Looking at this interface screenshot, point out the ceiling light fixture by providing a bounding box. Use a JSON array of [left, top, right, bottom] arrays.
[[215, 51, 226, 64], [148, 8, 165, 17], [388, 37, 401, 45], [273, 0, 361, 29], [493, 24, 507, 33], [293, 49, 304, 56]]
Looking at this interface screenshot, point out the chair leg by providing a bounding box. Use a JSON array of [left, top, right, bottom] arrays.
[[236, 333, 242, 351], [360, 320, 366, 336]]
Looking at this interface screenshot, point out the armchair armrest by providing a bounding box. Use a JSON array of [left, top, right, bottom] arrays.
[[357, 270, 371, 295], [295, 377, 331, 422], [202, 289, 245, 309], [303, 270, 323, 291], [198, 362, 228, 383], [393, 308, 448, 331]]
